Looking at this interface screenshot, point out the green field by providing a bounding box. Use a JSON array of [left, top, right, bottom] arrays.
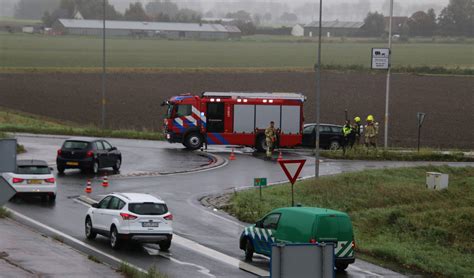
[[227, 166, 474, 277], [1, 33, 472, 70]]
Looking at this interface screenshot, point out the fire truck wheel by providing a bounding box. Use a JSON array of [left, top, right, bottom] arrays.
[[184, 133, 203, 150], [255, 134, 267, 152]]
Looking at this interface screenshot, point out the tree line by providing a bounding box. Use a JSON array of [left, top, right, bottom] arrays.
[[362, 0, 472, 37], [32, 0, 203, 27]]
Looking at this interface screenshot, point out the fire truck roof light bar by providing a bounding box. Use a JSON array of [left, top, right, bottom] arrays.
[[202, 92, 306, 102]]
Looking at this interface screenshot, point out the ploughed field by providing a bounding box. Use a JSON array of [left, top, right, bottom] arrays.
[[1, 71, 473, 148]]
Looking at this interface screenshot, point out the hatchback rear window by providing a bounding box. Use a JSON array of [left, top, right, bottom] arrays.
[[128, 203, 168, 215], [63, 141, 89, 149], [16, 166, 50, 175]]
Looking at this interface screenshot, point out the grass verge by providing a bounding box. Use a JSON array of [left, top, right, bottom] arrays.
[[0, 108, 164, 141], [119, 263, 167, 278], [226, 166, 474, 277], [320, 148, 473, 162], [0, 207, 10, 218]]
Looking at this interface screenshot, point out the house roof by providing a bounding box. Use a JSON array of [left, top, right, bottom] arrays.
[[57, 19, 241, 33], [305, 20, 364, 29]]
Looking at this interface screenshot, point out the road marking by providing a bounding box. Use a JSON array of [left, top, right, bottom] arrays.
[[4, 207, 148, 274], [143, 244, 215, 278], [347, 264, 383, 277], [173, 235, 269, 277]]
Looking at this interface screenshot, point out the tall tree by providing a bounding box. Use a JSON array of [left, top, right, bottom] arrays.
[[124, 2, 148, 21], [438, 0, 473, 36], [362, 12, 385, 37], [279, 12, 298, 23], [146, 0, 179, 19], [225, 10, 252, 22], [407, 10, 437, 36], [15, 0, 60, 20]]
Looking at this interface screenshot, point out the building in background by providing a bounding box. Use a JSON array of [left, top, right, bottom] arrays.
[[52, 19, 241, 39], [303, 20, 364, 37], [291, 24, 304, 37]]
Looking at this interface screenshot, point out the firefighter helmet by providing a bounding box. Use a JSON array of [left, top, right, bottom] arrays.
[[354, 116, 361, 122], [367, 115, 374, 121]]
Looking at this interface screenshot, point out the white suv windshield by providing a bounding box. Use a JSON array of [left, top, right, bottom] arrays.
[[128, 203, 168, 215]]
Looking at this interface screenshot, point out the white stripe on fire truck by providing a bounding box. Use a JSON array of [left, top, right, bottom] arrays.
[[175, 118, 184, 127], [192, 106, 206, 123], [185, 116, 197, 126]]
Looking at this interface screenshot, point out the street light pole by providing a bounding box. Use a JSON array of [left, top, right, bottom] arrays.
[[314, 0, 322, 178], [101, 0, 106, 129], [384, 0, 393, 149]]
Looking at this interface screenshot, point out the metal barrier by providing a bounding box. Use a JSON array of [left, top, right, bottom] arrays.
[[271, 243, 334, 278]]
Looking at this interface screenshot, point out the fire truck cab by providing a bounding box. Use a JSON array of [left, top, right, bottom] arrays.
[[162, 92, 306, 151]]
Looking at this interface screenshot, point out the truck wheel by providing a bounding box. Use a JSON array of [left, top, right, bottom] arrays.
[[336, 263, 349, 271], [255, 135, 267, 153], [159, 239, 171, 251], [184, 133, 203, 150], [244, 238, 254, 261]]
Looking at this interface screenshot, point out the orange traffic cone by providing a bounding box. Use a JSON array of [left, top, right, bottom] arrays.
[[229, 148, 236, 161], [85, 179, 92, 194], [102, 175, 109, 188], [277, 151, 283, 162]]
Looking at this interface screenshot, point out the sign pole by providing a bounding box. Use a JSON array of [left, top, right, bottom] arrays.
[[384, 0, 393, 149], [260, 184, 262, 201], [291, 184, 294, 207], [101, 0, 106, 129], [417, 124, 421, 152], [314, 0, 323, 179]]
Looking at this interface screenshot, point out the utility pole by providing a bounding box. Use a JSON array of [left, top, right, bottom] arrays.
[[314, 0, 322, 178], [101, 0, 106, 129], [384, 0, 393, 149]]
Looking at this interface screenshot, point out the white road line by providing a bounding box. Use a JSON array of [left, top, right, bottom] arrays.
[[347, 264, 383, 277], [4, 207, 148, 274], [173, 235, 269, 277]]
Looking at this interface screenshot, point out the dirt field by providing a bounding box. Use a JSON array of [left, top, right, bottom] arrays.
[[1, 71, 473, 148]]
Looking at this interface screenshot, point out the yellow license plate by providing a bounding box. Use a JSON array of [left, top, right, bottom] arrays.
[[27, 179, 42, 184], [66, 162, 79, 166]]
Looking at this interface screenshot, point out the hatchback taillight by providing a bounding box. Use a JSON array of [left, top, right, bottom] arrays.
[[164, 214, 173, 221], [86, 151, 94, 158], [45, 178, 55, 183], [57, 149, 62, 156], [12, 178, 24, 183], [120, 213, 137, 220]]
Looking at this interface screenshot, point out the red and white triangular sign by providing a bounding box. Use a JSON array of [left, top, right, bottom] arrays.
[[278, 159, 306, 185]]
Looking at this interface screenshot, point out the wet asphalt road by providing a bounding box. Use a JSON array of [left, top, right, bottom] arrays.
[[7, 134, 474, 277]]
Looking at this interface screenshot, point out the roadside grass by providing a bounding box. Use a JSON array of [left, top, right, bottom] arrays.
[[320, 148, 473, 162], [1, 33, 472, 74], [0, 108, 164, 141], [226, 166, 474, 277], [0, 129, 26, 153], [0, 207, 10, 218], [87, 255, 102, 264], [119, 263, 167, 278]]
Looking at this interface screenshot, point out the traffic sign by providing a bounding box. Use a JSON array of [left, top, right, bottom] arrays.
[[417, 112, 426, 127], [278, 159, 306, 185], [254, 178, 267, 187], [371, 48, 390, 70], [0, 139, 17, 173], [0, 176, 16, 206]]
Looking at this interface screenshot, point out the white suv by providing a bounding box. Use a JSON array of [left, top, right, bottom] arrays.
[[85, 193, 173, 250]]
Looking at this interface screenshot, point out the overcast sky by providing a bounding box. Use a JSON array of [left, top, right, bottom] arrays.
[[2, 0, 450, 22]]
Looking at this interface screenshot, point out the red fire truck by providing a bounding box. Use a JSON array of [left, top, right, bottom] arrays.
[[162, 92, 306, 151]]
